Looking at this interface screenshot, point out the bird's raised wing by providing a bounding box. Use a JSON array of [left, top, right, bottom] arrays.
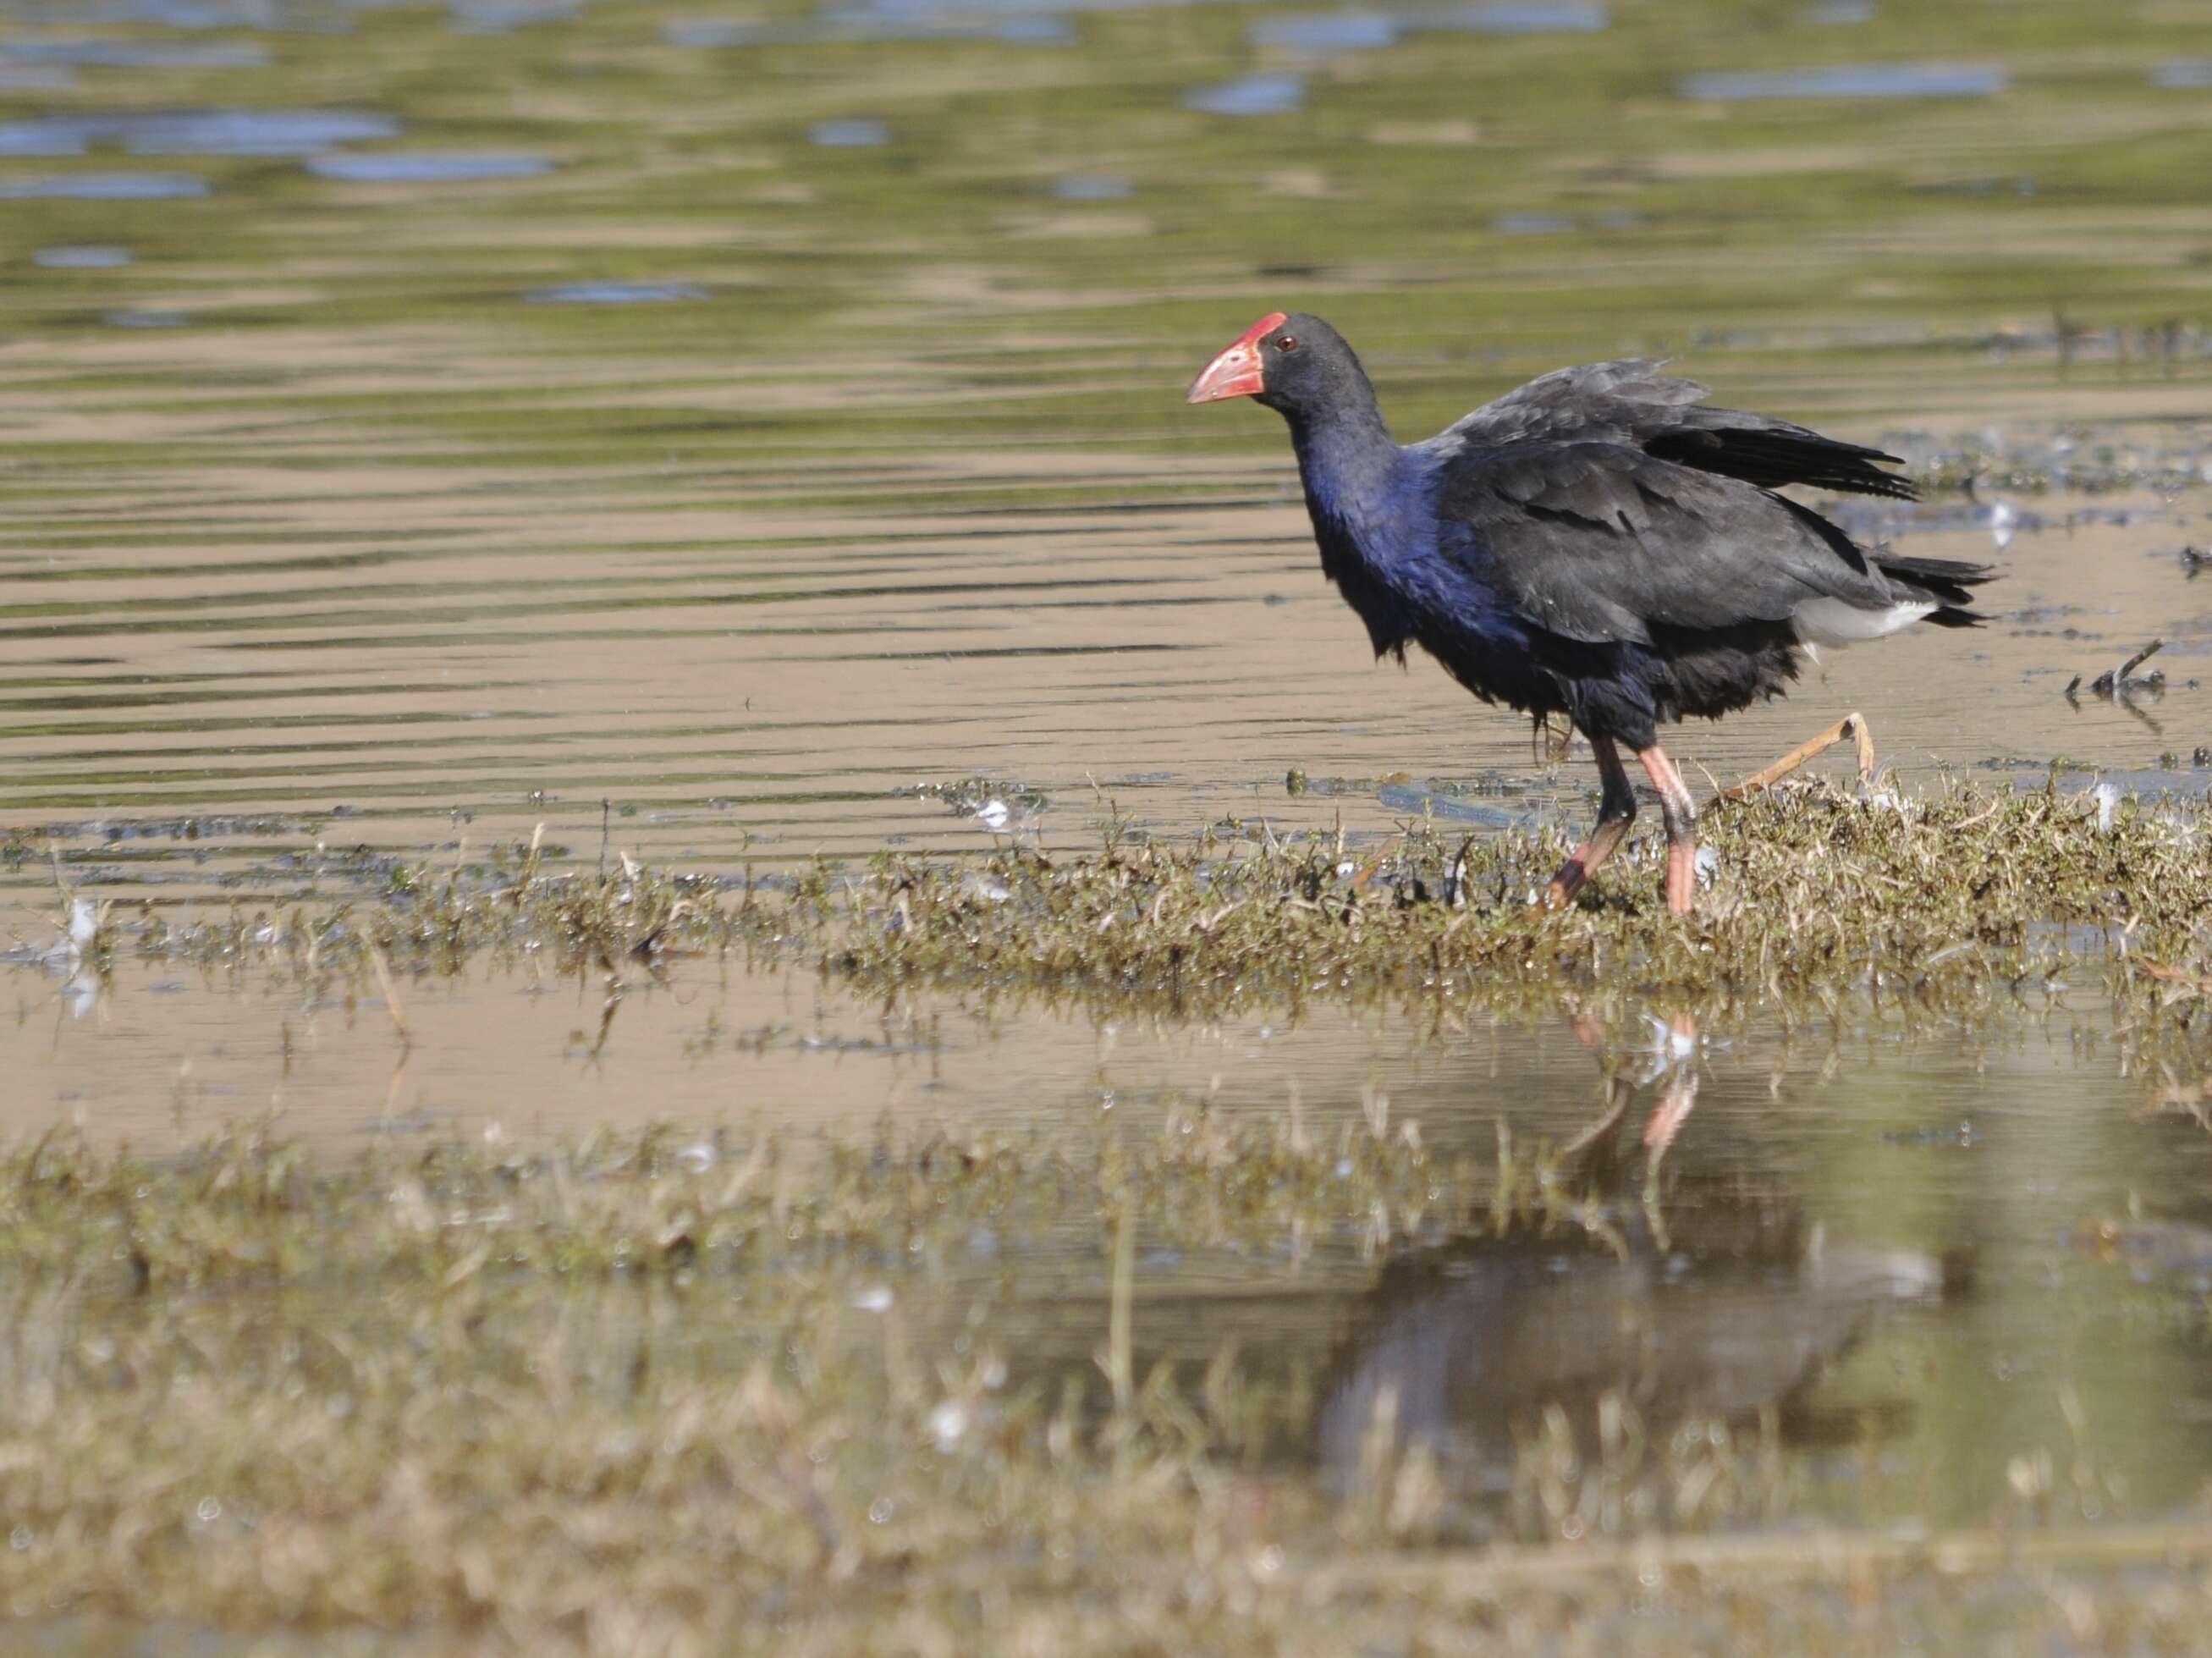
[[1439, 361, 1914, 502], [1437, 440, 1896, 646]]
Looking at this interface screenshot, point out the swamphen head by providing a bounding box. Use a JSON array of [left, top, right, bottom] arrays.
[[1187, 311, 1366, 419]]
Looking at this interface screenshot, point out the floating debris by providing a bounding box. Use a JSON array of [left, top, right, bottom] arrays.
[[2066, 638, 2166, 703], [901, 777, 1048, 824]]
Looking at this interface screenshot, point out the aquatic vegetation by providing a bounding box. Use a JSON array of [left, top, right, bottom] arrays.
[[0, 1115, 1560, 1644], [139, 779, 2210, 978], [0, 1112, 2200, 1653], [96, 776, 2212, 1099]]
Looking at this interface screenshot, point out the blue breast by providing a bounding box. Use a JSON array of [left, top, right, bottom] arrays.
[[1301, 449, 1559, 712]]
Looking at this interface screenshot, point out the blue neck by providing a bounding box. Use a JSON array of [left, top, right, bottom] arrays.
[[1285, 394, 1407, 569]]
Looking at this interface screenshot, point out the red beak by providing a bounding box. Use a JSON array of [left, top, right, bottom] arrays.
[[1187, 311, 1288, 404]]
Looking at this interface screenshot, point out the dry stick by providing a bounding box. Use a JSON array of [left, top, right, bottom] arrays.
[[362, 938, 410, 1049], [2091, 637, 2164, 695], [381, 1049, 410, 1123], [1106, 1194, 1136, 1414], [1715, 711, 1874, 803]]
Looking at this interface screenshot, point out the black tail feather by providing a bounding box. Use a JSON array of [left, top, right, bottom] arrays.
[[1647, 425, 1918, 501], [1874, 554, 1996, 609]]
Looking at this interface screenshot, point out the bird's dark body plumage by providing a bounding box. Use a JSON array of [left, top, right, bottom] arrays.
[[1188, 311, 1996, 912]]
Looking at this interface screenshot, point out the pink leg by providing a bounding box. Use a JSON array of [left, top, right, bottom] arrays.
[[1543, 735, 1637, 907], [1719, 712, 1875, 801], [1642, 1016, 1701, 1154], [1634, 744, 1699, 916]]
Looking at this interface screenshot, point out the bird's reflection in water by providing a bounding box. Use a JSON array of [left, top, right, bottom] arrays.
[[1315, 1018, 1952, 1527]]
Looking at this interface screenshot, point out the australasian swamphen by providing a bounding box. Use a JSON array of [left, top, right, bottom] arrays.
[[1188, 311, 1995, 915]]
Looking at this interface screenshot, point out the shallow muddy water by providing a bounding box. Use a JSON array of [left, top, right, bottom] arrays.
[[2, 0, 2212, 1640]]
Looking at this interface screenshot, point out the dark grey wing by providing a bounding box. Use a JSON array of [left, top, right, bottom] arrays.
[[1440, 360, 1702, 447], [1439, 361, 1914, 501], [1439, 440, 1897, 645]]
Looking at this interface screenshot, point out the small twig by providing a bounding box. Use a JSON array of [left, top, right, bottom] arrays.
[[362, 938, 410, 1049]]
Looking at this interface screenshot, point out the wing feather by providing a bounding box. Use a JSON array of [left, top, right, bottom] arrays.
[[1439, 442, 1896, 646], [1438, 361, 1915, 501]]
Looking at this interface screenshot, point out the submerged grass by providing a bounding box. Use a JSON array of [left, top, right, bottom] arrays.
[[0, 1112, 1620, 1647], [1, 1117, 2209, 1655]]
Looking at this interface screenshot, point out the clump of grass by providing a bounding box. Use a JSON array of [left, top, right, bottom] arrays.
[[112, 778, 2212, 1092], [832, 779, 2212, 1009]]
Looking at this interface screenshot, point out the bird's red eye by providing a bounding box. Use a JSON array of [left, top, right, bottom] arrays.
[[1276, 334, 1298, 352]]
